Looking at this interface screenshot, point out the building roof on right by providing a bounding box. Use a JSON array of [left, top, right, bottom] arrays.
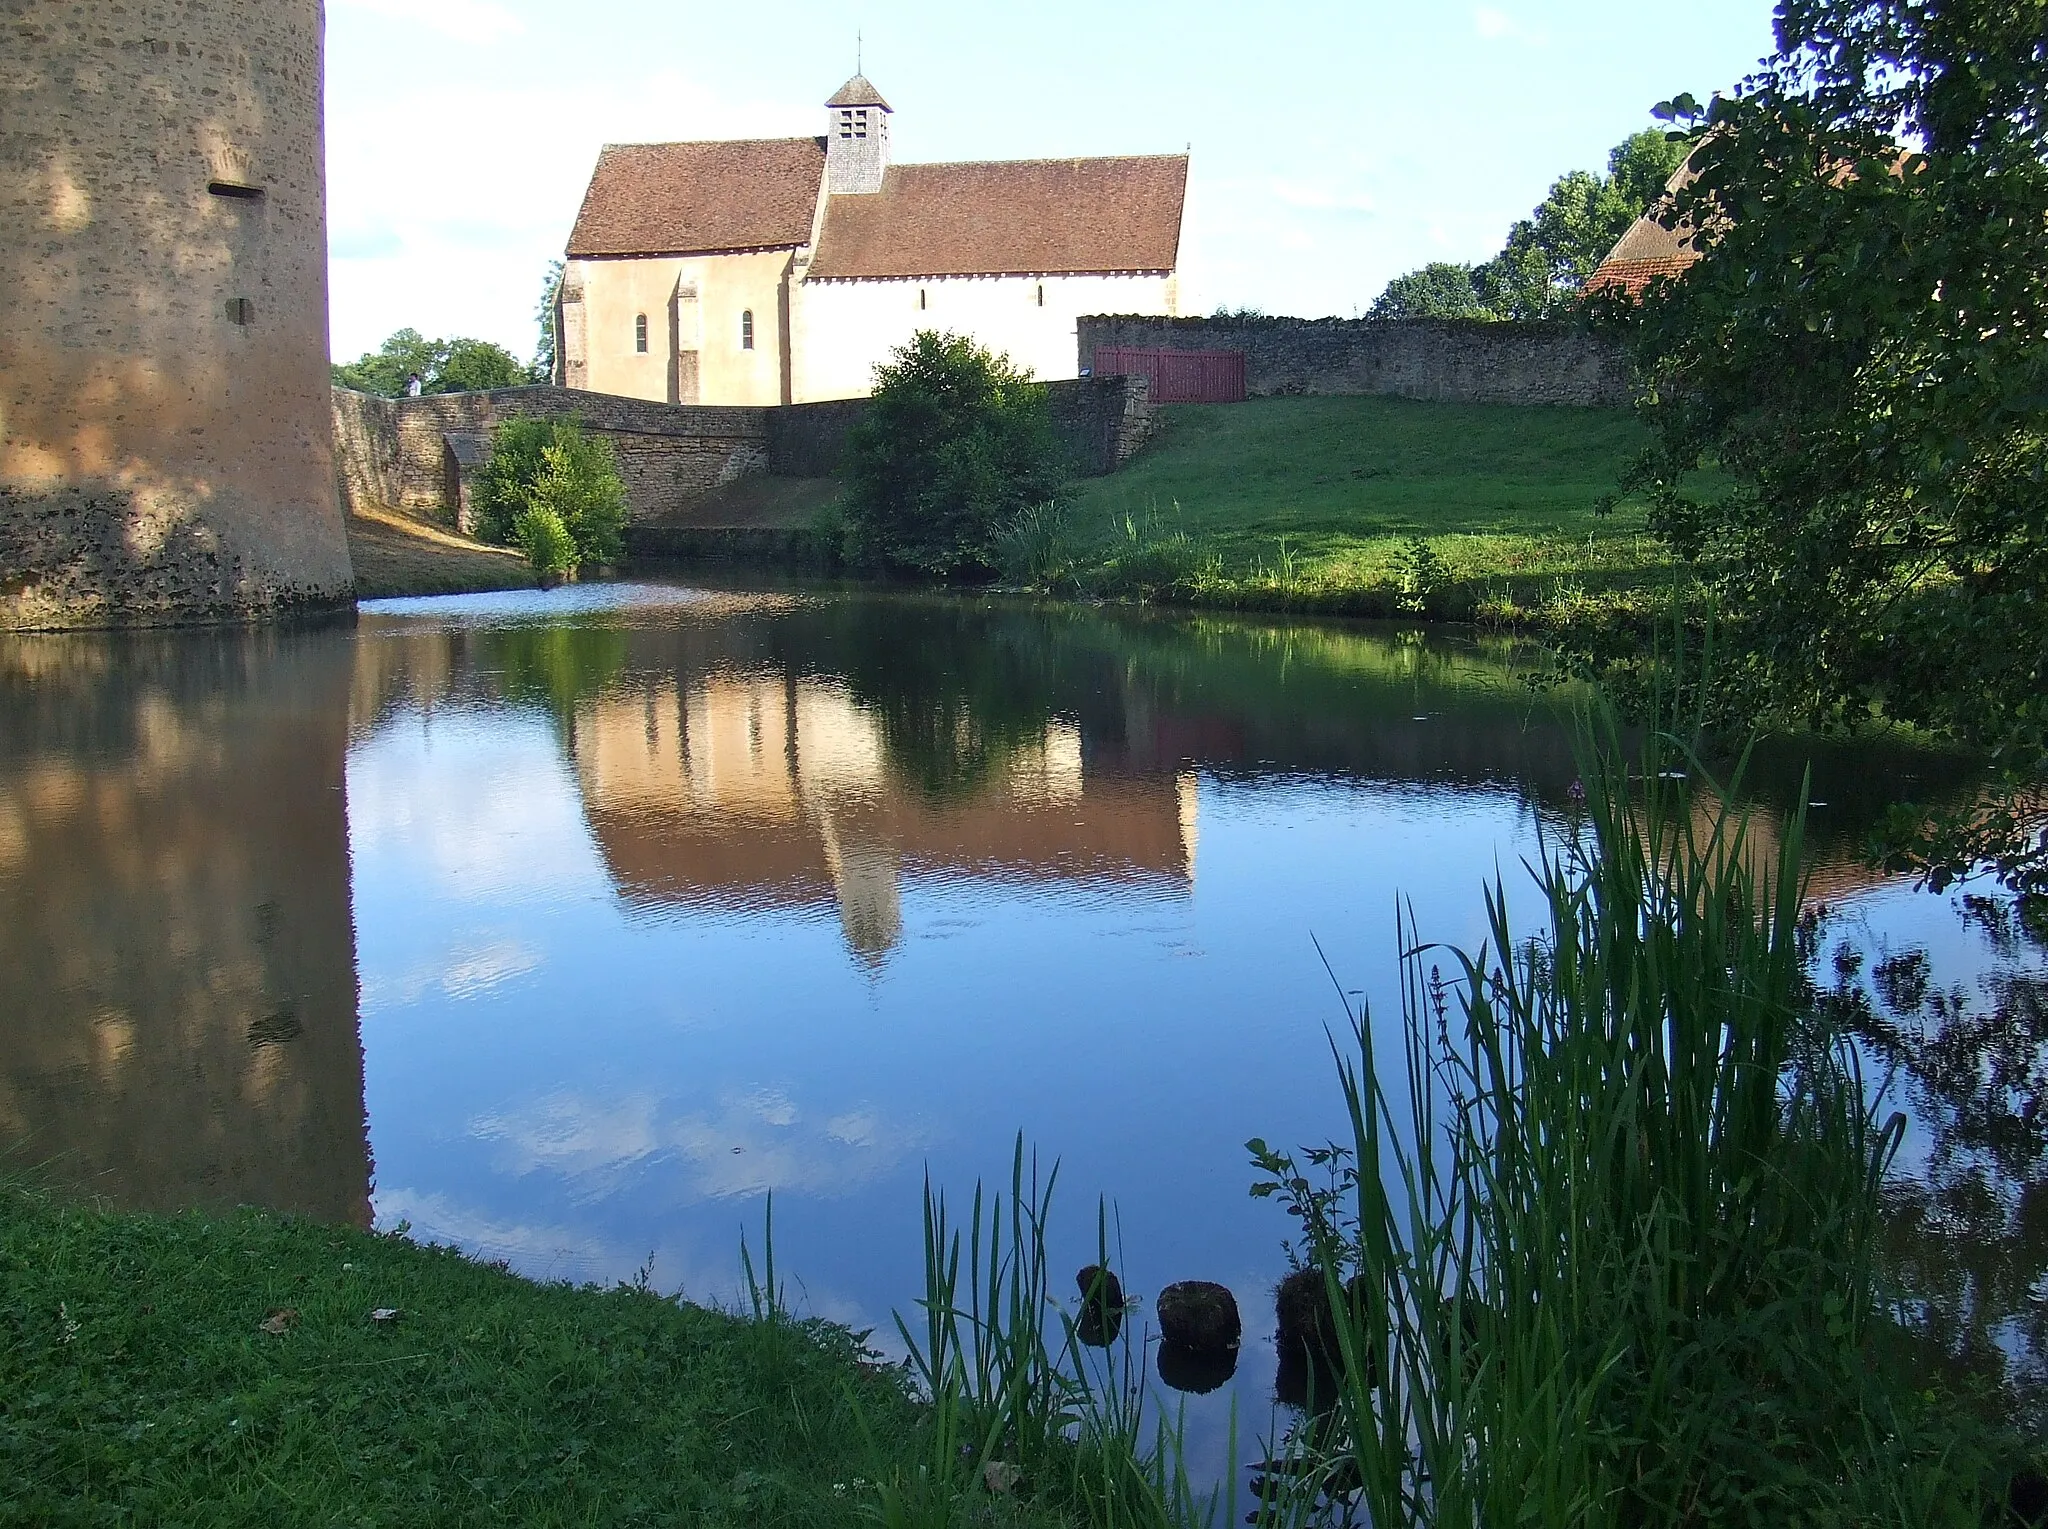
[[806, 155, 1189, 279], [1583, 151, 1702, 299]]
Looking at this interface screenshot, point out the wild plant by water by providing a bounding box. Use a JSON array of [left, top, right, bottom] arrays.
[[863, 1136, 1224, 1529], [1247, 727, 1996, 1526]]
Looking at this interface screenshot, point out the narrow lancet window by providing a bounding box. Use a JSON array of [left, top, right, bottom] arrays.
[[741, 310, 754, 350], [635, 314, 648, 353]]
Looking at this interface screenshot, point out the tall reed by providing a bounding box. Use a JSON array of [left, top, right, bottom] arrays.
[[1250, 720, 1995, 1526], [866, 1135, 1224, 1529]]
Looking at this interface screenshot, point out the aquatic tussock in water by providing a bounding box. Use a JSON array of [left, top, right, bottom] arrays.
[[853, 1136, 1232, 1529], [1243, 721, 2026, 1527]]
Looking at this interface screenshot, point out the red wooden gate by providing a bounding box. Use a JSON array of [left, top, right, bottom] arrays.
[[1091, 348, 1246, 404]]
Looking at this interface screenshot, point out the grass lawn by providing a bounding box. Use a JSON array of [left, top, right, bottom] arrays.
[[346, 502, 536, 600], [0, 1184, 1069, 1528], [1048, 396, 1679, 621]]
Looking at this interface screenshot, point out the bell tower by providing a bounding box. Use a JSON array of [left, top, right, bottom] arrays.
[[824, 75, 892, 195]]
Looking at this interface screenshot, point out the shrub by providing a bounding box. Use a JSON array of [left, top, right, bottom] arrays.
[[473, 417, 626, 572], [842, 331, 1066, 578], [527, 428, 625, 568], [513, 506, 577, 577]]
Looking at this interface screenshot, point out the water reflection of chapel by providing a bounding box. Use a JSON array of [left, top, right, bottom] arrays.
[[570, 675, 1198, 961]]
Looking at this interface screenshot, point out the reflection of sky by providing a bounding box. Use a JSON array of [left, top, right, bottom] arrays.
[[344, 588, 2027, 1483], [349, 697, 1563, 1473]]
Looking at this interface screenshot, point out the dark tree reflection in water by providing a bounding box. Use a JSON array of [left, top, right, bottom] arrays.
[[1818, 893, 2048, 1424]]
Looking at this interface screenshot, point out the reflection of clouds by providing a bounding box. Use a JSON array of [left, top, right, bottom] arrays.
[[348, 712, 605, 904], [373, 1184, 886, 1334], [360, 934, 543, 1011], [471, 1086, 926, 1206], [375, 1185, 616, 1284]]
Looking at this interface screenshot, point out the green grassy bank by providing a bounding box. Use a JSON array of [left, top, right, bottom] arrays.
[[0, 1186, 986, 1528], [346, 501, 537, 600], [1018, 395, 1674, 622]]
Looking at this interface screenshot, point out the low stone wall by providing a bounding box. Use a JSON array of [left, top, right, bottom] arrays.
[[335, 375, 1155, 529], [1076, 316, 1629, 408], [331, 386, 771, 528]]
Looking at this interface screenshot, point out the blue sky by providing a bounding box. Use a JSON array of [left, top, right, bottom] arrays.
[[325, 0, 1777, 364]]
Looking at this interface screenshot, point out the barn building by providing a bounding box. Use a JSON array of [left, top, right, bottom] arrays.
[[557, 77, 1188, 405]]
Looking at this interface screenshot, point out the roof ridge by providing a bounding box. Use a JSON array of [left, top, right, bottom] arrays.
[[891, 152, 1190, 171], [598, 134, 823, 152]]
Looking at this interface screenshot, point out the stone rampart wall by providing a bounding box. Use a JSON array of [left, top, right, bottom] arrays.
[[332, 386, 771, 526], [335, 374, 1154, 527], [1076, 316, 1630, 408]]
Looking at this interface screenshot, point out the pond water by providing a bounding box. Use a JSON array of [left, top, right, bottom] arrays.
[[3, 580, 2042, 1479]]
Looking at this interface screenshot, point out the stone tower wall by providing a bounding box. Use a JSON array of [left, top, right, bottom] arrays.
[[825, 105, 889, 195], [0, 1, 354, 630]]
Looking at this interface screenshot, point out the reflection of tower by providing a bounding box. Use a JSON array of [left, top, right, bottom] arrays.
[[1177, 770, 1201, 884], [572, 671, 1197, 936], [1, 2, 353, 628], [820, 818, 903, 964], [0, 628, 370, 1224]]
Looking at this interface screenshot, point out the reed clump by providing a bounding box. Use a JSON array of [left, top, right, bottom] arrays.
[[1247, 727, 2014, 1526], [860, 1139, 1222, 1529]]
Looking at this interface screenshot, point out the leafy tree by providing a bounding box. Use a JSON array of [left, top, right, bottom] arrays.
[[1370, 129, 1687, 320], [842, 330, 1066, 577], [1367, 262, 1491, 320], [473, 416, 627, 573], [331, 329, 529, 397], [531, 259, 565, 384], [1592, 3, 2048, 893], [331, 328, 440, 397], [435, 338, 528, 393]]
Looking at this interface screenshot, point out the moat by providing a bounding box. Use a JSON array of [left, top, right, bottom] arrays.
[[4, 581, 2042, 1466]]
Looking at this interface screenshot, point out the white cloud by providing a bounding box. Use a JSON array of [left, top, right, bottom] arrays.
[[326, 70, 813, 357], [1474, 7, 1547, 45], [469, 1085, 927, 1206], [333, 0, 525, 44]]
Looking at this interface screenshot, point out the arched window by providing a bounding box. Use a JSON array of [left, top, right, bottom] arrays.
[[741, 310, 754, 350], [634, 313, 648, 353], [1036, 283, 1045, 307], [918, 288, 927, 311]]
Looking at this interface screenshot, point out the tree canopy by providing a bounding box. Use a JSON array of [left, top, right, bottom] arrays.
[[1367, 262, 1494, 321], [331, 329, 531, 397], [1592, 0, 2048, 893], [841, 330, 1066, 578], [1369, 129, 1688, 320]]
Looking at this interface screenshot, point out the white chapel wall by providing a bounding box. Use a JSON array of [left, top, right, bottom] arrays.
[[791, 271, 1177, 402]]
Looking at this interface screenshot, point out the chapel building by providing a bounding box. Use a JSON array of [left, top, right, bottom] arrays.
[[557, 76, 1188, 405]]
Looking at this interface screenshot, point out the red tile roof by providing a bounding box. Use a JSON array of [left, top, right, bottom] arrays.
[[1584, 153, 1701, 299], [1583, 254, 1698, 298], [567, 138, 825, 258], [807, 156, 1188, 279]]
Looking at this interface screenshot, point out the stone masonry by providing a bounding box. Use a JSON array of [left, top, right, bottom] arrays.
[[1077, 315, 1631, 408], [2, 0, 354, 630], [334, 374, 1154, 527]]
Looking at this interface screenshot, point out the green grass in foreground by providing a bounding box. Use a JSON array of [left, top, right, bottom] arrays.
[[1040, 396, 1676, 622], [0, 1189, 985, 1528]]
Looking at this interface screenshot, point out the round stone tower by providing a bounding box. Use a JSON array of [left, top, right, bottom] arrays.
[[0, 1, 353, 629]]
